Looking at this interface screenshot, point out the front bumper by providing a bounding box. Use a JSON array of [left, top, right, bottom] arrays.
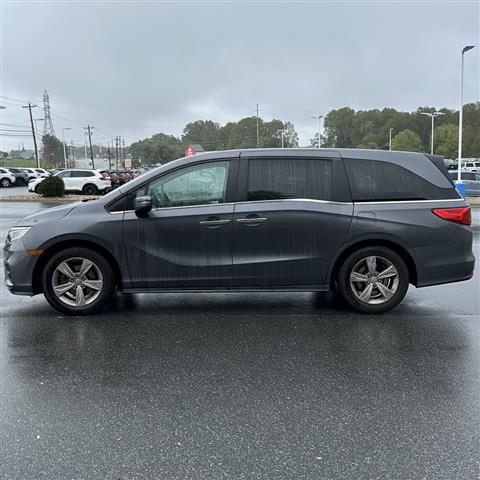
[[3, 237, 37, 296]]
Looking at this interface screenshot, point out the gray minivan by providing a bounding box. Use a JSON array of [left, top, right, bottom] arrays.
[[4, 148, 475, 315]]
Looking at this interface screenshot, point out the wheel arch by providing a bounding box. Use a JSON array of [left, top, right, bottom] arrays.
[[329, 239, 418, 288], [82, 183, 98, 193], [32, 239, 123, 294]]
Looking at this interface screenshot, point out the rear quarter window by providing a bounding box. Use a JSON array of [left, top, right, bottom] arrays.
[[344, 158, 459, 201]]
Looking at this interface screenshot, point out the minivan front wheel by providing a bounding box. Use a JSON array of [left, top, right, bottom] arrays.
[[337, 246, 409, 313], [42, 247, 115, 315]]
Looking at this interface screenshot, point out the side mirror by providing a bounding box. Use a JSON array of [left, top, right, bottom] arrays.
[[134, 195, 152, 218]]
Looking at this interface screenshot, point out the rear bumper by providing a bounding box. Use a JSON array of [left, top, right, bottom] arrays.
[[409, 226, 475, 288]]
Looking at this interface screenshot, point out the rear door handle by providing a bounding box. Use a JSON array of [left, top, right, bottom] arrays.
[[199, 217, 231, 227], [236, 215, 268, 225]]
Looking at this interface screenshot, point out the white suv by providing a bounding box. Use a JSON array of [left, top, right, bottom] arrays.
[[0, 168, 16, 188], [29, 169, 112, 195], [22, 168, 43, 181], [463, 161, 480, 172]]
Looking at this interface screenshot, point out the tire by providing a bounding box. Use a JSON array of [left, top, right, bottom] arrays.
[[34, 184, 41, 194], [1, 178, 12, 188], [337, 246, 409, 314], [16, 178, 26, 186], [82, 184, 98, 195], [42, 247, 115, 315]]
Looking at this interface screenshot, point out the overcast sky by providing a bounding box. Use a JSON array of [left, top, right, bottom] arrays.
[[1, 1, 479, 151]]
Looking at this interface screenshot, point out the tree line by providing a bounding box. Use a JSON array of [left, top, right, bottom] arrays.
[[129, 117, 299, 166], [130, 102, 479, 166], [317, 103, 479, 159]]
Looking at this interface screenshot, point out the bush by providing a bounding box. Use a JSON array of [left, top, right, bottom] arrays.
[[37, 176, 65, 197]]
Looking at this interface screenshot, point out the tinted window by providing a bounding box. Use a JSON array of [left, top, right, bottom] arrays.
[[70, 171, 94, 178], [345, 159, 458, 201], [9, 168, 19, 173], [56, 171, 71, 178], [247, 158, 332, 202]]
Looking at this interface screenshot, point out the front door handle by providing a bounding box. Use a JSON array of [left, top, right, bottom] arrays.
[[236, 215, 268, 225], [199, 217, 231, 228]]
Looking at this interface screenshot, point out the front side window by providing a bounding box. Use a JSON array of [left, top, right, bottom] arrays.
[[148, 161, 229, 208], [108, 161, 229, 212], [57, 171, 71, 178], [247, 158, 332, 202]]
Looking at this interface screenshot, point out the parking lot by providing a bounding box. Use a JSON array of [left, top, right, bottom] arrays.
[[1, 201, 479, 479]]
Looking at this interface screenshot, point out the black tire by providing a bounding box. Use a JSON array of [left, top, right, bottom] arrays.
[[42, 247, 115, 315], [34, 184, 41, 194], [337, 246, 409, 314], [1, 178, 12, 188], [82, 184, 98, 195], [16, 178, 26, 186]]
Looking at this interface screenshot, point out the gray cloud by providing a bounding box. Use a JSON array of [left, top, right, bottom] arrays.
[[2, 1, 479, 150]]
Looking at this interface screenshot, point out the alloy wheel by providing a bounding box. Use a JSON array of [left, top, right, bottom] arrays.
[[349, 255, 399, 305], [52, 257, 103, 307]]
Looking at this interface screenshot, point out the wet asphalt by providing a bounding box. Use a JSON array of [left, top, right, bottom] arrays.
[[0, 202, 479, 480]]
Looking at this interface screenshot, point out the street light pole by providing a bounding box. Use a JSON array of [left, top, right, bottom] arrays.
[[311, 115, 323, 148], [62, 127, 71, 169], [458, 45, 475, 182], [420, 111, 445, 155], [389, 128, 394, 151]]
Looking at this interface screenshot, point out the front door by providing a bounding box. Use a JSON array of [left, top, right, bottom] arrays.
[[122, 160, 235, 289], [232, 156, 353, 288]]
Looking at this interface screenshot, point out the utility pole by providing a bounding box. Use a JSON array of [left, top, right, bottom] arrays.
[[122, 138, 125, 168], [107, 145, 112, 170], [70, 141, 75, 163], [389, 128, 394, 151], [115, 137, 119, 170], [84, 125, 95, 169], [311, 115, 323, 148], [22, 103, 39, 168], [256, 104, 260, 148]]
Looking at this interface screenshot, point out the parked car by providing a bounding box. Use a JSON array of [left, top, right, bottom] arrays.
[[5, 148, 474, 316], [463, 161, 480, 172], [449, 171, 480, 196], [6, 168, 29, 186], [28, 169, 111, 195], [0, 168, 16, 188], [34, 168, 50, 177], [22, 168, 42, 181]]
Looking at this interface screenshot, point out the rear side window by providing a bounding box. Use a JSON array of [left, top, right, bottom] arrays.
[[71, 171, 94, 178], [247, 158, 332, 202], [344, 159, 458, 201]]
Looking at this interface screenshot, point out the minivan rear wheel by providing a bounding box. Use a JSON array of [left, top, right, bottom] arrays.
[[42, 247, 115, 315], [337, 246, 409, 314]]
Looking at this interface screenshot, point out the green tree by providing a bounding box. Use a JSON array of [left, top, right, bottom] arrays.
[[182, 120, 222, 150], [129, 133, 183, 166], [322, 107, 356, 147], [433, 124, 458, 159], [42, 134, 64, 167], [391, 129, 424, 152]]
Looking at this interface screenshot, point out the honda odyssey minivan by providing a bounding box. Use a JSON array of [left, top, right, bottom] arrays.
[[4, 148, 475, 315]]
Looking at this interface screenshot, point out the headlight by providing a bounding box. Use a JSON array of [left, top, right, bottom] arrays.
[[7, 227, 31, 242]]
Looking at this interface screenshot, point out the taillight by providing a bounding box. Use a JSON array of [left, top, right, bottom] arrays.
[[432, 207, 471, 226]]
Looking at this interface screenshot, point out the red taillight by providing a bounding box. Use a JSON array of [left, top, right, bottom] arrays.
[[432, 207, 471, 226]]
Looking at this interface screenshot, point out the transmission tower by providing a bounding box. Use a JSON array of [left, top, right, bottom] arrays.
[[43, 90, 55, 136]]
